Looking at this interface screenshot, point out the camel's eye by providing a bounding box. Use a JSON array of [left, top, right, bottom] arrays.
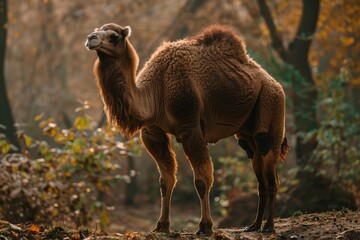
[[109, 33, 119, 43]]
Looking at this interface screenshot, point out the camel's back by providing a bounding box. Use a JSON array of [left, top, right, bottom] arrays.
[[137, 26, 253, 86], [136, 26, 278, 141]]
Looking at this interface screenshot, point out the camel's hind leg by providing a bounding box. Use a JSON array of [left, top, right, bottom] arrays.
[[243, 137, 282, 233], [262, 152, 280, 233], [181, 128, 214, 236], [243, 150, 268, 232], [253, 148, 280, 233], [245, 83, 286, 233], [141, 127, 177, 233]]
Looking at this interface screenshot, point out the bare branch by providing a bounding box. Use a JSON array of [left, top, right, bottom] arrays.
[[257, 0, 288, 61]]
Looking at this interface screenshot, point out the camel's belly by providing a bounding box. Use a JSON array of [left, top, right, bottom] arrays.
[[203, 122, 242, 143]]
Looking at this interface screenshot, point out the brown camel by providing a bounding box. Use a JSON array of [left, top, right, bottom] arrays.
[[85, 23, 289, 235]]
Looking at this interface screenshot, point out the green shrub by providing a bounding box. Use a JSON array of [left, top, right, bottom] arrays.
[[0, 102, 140, 228], [304, 65, 360, 187]]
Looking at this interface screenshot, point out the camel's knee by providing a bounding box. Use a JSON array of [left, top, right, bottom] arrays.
[[255, 133, 272, 156], [195, 179, 206, 198], [159, 174, 176, 196], [238, 139, 254, 159], [193, 165, 214, 199], [258, 185, 269, 197]]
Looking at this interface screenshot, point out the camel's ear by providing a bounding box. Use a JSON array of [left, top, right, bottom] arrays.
[[122, 26, 131, 38]]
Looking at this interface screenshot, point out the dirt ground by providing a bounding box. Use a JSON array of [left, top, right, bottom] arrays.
[[1, 209, 359, 239]]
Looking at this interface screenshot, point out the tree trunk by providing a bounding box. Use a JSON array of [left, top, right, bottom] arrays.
[[257, 0, 320, 173], [0, 0, 20, 150], [287, 0, 320, 173], [124, 155, 137, 205]]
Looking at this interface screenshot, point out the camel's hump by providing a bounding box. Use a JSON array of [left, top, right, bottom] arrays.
[[192, 25, 247, 60]]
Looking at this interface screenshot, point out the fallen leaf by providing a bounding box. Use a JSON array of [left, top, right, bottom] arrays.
[[11, 231, 19, 238], [28, 224, 41, 233], [71, 233, 81, 240]]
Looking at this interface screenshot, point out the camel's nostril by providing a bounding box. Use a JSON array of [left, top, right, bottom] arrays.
[[88, 35, 98, 41]]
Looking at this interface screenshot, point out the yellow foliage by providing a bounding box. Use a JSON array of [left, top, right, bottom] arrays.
[[24, 135, 32, 148], [34, 113, 44, 121], [341, 37, 355, 47], [1, 142, 11, 154], [65, 171, 71, 178], [45, 172, 53, 181], [351, 77, 360, 85], [74, 117, 93, 131]]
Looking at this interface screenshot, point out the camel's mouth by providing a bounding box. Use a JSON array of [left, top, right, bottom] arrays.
[[85, 33, 103, 50], [85, 31, 103, 50]]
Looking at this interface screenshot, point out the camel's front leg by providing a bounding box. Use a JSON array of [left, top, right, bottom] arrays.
[[181, 128, 214, 236], [141, 127, 177, 233]]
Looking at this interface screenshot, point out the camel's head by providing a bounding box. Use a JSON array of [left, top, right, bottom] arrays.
[[85, 23, 131, 58]]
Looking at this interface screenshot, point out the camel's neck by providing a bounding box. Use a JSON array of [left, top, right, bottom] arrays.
[[95, 39, 152, 138]]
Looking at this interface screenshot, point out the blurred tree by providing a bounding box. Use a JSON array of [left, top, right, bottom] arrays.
[[124, 155, 137, 205], [0, 0, 20, 150], [257, 0, 320, 175], [145, 0, 208, 59]]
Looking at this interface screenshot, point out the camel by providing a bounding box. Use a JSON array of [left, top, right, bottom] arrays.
[[85, 23, 289, 235]]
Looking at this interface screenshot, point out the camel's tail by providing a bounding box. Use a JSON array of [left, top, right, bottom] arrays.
[[280, 136, 289, 162]]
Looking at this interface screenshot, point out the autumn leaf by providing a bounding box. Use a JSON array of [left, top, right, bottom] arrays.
[[65, 171, 71, 178], [24, 135, 32, 148], [11, 231, 19, 238], [27, 224, 41, 233], [74, 116, 93, 131], [341, 37, 355, 47], [1, 142, 11, 154], [71, 233, 81, 240], [124, 232, 140, 239], [34, 113, 44, 121]]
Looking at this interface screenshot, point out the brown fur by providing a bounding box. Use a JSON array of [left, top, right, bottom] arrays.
[[192, 25, 247, 62], [86, 24, 289, 235], [280, 136, 289, 162]]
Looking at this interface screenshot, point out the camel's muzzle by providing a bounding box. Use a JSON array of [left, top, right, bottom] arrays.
[[85, 32, 103, 50]]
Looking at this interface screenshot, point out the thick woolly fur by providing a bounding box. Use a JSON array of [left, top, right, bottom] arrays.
[[87, 24, 289, 234], [137, 25, 287, 150]]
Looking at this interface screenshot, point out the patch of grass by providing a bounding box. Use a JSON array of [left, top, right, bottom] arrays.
[[290, 210, 304, 217], [45, 226, 67, 239], [340, 207, 350, 213]]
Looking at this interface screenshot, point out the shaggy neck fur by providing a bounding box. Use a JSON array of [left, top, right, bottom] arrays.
[[94, 40, 143, 138]]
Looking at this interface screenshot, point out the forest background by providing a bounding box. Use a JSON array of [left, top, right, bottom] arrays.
[[0, 0, 359, 233]]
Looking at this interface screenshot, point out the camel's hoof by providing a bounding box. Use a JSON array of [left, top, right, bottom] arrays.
[[196, 222, 213, 236], [195, 229, 214, 236], [244, 224, 260, 232], [152, 221, 170, 233], [258, 226, 275, 233]]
